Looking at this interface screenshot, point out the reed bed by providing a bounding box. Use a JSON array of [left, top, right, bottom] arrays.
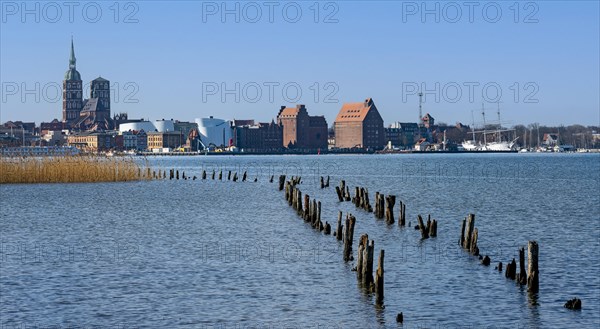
[[0, 156, 153, 184]]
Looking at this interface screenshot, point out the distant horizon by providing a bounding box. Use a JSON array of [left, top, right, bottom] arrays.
[[2, 1, 599, 127]]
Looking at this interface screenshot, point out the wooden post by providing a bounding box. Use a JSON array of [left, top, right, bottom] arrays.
[[324, 222, 331, 235], [176, 170, 179, 180], [320, 177, 325, 189], [202, 170, 206, 180], [270, 175, 274, 183], [335, 186, 343, 202], [297, 190, 303, 213], [429, 219, 437, 237], [518, 247, 527, 285], [345, 186, 351, 201], [354, 186, 360, 207], [470, 228, 479, 256], [357, 234, 368, 281], [375, 249, 384, 305], [219, 170, 223, 180], [343, 214, 356, 262], [242, 171, 247, 182], [374, 192, 380, 217], [417, 215, 429, 239], [463, 214, 475, 250], [317, 201, 321, 226], [325, 176, 330, 187], [336, 211, 343, 240], [459, 217, 466, 245], [211, 170, 215, 180], [228, 171, 232, 180], [362, 239, 374, 287], [278, 175, 286, 190], [527, 241, 539, 293], [505, 258, 517, 280], [303, 194, 310, 220], [385, 195, 396, 224]]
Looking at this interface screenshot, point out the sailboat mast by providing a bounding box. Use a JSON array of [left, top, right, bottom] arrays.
[[496, 102, 501, 143], [471, 110, 476, 142], [482, 103, 487, 145]]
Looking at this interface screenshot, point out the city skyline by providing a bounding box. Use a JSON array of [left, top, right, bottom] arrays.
[[1, 1, 599, 126]]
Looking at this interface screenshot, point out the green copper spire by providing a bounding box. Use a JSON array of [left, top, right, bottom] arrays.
[[69, 36, 76, 69], [64, 37, 81, 81]]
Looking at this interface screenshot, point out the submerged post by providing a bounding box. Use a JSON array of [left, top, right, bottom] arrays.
[[375, 249, 385, 305], [527, 241, 539, 293], [343, 214, 356, 262]]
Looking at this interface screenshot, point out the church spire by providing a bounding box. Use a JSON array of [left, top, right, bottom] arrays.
[[69, 37, 76, 69]]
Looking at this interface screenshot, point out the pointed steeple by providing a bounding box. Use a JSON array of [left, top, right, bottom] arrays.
[[69, 36, 76, 69]]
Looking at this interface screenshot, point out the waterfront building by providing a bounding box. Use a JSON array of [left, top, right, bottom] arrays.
[[277, 105, 328, 150], [194, 117, 233, 148], [334, 98, 384, 149], [147, 131, 184, 151], [67, 131, 115, 151], [232, 121, 283, 151]]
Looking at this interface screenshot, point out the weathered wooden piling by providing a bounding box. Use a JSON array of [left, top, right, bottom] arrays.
[[385, 195, 396, 224], [375, 249, 384, 305], [527, 241, 539, 293], [324, 222, 331, 235], [325, 176, 330, 187], [270, 175, 274, 183], [361, 239, 374, 287], [211, 170, 215, 180], [343, 214, 356, 262], [470, 228, 479, 256], [357, 234, 368, 281], [463, 214, 475, 250], [417, 215, 429, 239], [320, 176, 326, 189], [497, 262, 503, 272], [176, 170, 179, 180], [303, 194, 310, 220], [201, 170, 206, 180], [278, 175, 286, 190], [233, 172, 238, 182], [353, 187, 360, 206], [219, 170, 223, 180], [481, 255, 491, 266], [336, 211, 343, 240], [345, 186, 351, 201], [564, 298, 581, 310], [517, 247, 528, 285], [335, 186, 344, 202], [242, 171, 247, 182], [429, 219, 437, 237], [505, 258, 517, 280], [400, 201, 406, 226], [228, 171, 232, 180]]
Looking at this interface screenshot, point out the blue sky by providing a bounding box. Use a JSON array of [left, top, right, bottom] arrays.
[[1, 1, 599, 127]]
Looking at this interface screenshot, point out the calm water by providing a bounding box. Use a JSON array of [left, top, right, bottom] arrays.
[[1, 154, 599, 329]]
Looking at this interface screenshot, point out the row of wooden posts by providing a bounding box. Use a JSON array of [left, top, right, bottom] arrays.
[[459, 214, 539, 293], [159, 168, 273, 182], [336, 181, 436, 241], [279, 175, 385, 305]]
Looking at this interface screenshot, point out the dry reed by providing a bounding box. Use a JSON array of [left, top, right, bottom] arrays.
[[0, 156, 154, 184]]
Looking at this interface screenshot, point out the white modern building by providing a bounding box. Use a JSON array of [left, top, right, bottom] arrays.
[[119, 119, 175, 133], [195, 116, 233, 147]]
